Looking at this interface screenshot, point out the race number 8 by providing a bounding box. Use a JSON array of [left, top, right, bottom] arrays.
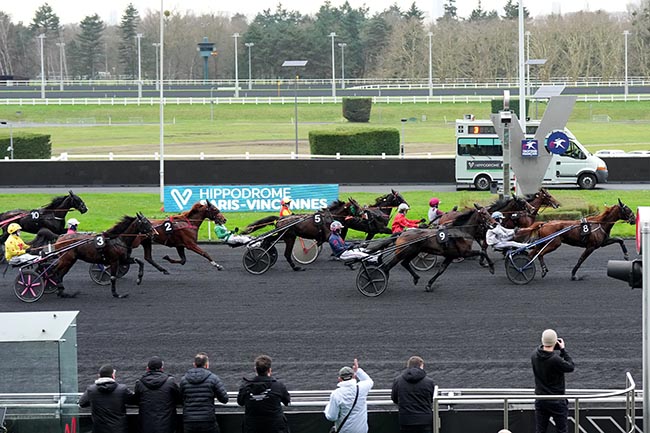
[[581, 224, 589, 234]]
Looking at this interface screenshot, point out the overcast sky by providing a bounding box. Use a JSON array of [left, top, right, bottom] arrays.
[[2, 0, 637, 25]]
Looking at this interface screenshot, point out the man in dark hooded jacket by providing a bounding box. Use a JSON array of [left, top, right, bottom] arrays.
[[134, 356, 181, 433], [391, 356, 436, 433], [179, 352, 229, 433], [237, 354, 291, 433], [79, 364, 135, 433]]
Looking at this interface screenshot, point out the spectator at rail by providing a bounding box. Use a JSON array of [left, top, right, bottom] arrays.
[[133, 356, 181, 433], [531, 329, 575, 433], [391, 204, 425, 234], [214, 223, 253, 247], [279, 197, 293, 217], [237, 354, 291, 433], [391, 355, 436, 433], [485, 212, 528, 250], [79, 364, 135, 433], [66, 218, 80, 234], [427, 198, 444, 225], [324, 358, 374, 433], [328, 221, 375, 265], [179, 352, 229, 433], [4, 223, 40, 265]]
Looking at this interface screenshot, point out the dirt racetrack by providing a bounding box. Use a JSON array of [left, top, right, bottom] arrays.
[[0, 240, 641, 393]]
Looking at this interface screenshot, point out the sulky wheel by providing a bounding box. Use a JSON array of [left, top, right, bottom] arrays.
[[505, 252, 536, 285], [411, 252, 438, 272], [291, 237, 321, 265], [243, 247, 272, 275], [89, 264, 112, 286], [42, 271, 60, 294], [356, 265, 389, 297], [14, 270, 45, 303]]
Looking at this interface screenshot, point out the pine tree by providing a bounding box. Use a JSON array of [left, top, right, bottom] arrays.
[[118, 3, 140, 78], [440, 0, 458, 21], [502, 0, 530, 20], [76, 14, 104, 79]]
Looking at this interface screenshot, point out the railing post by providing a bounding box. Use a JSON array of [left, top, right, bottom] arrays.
[[432, 385, 439, 433], [574, 398, 580, 433], [503, 398, 508, 430]]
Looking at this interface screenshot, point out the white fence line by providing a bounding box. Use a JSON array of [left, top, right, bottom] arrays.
[[1, 94, 650, 107]]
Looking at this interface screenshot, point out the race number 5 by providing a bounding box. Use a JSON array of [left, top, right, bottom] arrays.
[[314, 214, 322, 224]]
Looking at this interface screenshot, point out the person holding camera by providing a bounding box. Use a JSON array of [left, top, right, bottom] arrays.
[[531, 329, 575, 433]]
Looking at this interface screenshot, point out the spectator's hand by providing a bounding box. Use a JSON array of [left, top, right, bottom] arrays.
[[353, 358, 359, 373]]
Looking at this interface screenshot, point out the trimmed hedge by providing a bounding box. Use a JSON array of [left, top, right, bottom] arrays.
[[342, 98, 372, 122], [309, 127, 400, 155], [0, 133, 52, 159]]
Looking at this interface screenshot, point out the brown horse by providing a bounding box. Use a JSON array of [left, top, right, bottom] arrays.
[[341, 190, 408, 240], [242, 200, 355, 271], [513, 188, 562, 229], [384, 206, 496, 292], [519, 198, 636, 280], [135, 201, 227, 274], [52, 213, 156, 298]]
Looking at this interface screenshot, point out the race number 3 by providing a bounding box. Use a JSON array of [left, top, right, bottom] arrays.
[[94, 235, 105, 248]]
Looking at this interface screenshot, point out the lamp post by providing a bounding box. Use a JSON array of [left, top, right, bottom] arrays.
[[38, 34, 46, 99], [210, 87, 215, 121], [329, 32, 336, 98], [245, 42, 254, 90], [233, 33, 240, 98], [337, 42, 346, 89], [400, 118, 407, 157], [623, 30, 630, 98], [136, 33, 143, 98], [55, 42, 65, 91], [0, 121, 13, 159], [282, 60, 308, 155], [159, 1, 165, 203], [152, 42, 160, 91], [427, 31, 433, 97], [525, 31, 531, 97]]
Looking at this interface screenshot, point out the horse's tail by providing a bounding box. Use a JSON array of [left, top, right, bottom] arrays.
[[516, 221, 544, 242], [240, 215, 279, 235], [27, 228, 59, 253]]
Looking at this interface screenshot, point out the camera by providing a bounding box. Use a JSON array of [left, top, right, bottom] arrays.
[[554, 338, 562, 350], [500, 111, 512, 124]]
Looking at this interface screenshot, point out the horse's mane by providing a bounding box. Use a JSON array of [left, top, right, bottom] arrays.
[[487, 197, 511, 212], [105, 215, 137, 237], [42, 195, 69, 210], [180, 202, 205, 218], [324, 199, 346, 210], [450, 208, 475, 226]]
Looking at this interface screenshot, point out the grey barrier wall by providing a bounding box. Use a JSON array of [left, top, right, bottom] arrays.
[[0, 157, 646, 187]]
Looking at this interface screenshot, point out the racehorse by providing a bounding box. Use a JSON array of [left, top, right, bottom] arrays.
[[384, 205, 496, 292], [51, 213, 156, 298], [242, 200, 355, 271], [134, 201, 227, 274], [510, 188, 562, 229], [519, 198, 636, 280], [340, 190, 409, 240], [0, 191, 88, 241]]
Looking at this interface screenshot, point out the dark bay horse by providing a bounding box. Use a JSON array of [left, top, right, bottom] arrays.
[[134, 201, 227, 274], [341, 190, 408, 240], [52, 213, 155, 298], [0, 191, 88, 241], [384, 206, 496, 292], [519, 199, 636, 280], [242, 200, 354, 271]]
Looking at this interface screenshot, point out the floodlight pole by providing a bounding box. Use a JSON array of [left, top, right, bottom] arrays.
[[427, 32, 433, 97], [56, 42, 65, 91], [338, 42, 346, 89], [329, 32, 336, 99], [1, 121, 13, 159], [525, 31, 531, 97], [282, 60, 308, 156], [136, 33, 143, 98], [623, 30, 630, 98], [38, 34, 46, 99], [159, 1, 165, 203], [153, 43, 160, 91], [518, 1, 526, 132], [245, 42, 254, 90], [233, 33, 240, 98]]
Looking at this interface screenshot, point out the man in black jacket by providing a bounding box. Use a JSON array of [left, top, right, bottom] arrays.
[[237, 354, 291, 433], [179, 352, 229, 433], [79, 364, 135, 433], [531, 329, 575, 433], [134, 356, 181, 433], [391, 356, 436, 433]]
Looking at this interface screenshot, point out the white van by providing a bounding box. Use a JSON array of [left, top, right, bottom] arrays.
[[455, 118, 608, 190]]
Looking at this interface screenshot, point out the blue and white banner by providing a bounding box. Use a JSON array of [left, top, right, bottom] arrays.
[[164, 184, 339, 213]]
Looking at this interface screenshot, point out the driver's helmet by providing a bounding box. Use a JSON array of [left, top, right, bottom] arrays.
[[67, 218, 80, 228], [7, 223, 21, 234], [429, 197, 440, 207], [281, 197, 292, 206], [330, 220, 343, 233], [491, 211, 504, 221], [397, 203, 410, 212]]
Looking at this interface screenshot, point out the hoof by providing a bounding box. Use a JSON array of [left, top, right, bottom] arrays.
[[541, 269, 548, 278], [412, 276, 420, 286], [488, 266, 495, 275], [424, 284, 434, 293], [479, 261, 489, 268], [113, 293, 129, 299], [624, 255, 630, 261], [215, 264, 224, 271], [162, 270, 170, 275], [292, 266, 305, 272], [136, 277, 143, 285]]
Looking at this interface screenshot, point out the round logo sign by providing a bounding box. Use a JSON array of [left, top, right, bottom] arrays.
[[546, 130, 570, 155]]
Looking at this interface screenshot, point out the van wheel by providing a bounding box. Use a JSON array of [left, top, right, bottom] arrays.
[[578, 173, 596, 189], [474, 175, 491, 191]]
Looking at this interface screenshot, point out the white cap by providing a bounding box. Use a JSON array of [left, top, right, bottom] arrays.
[[398, 203, 410, 212], [67, 218, 80, 226]]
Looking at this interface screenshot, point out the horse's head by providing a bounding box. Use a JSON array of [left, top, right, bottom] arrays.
[[135, 212, 156, 238], [206, 202, 227, 225], [617, 198, 636, 225], [67, 190, 88, 214], [535, 188, 561, 209], [346, 197, 364, 218], [474, 203, 497, 230]]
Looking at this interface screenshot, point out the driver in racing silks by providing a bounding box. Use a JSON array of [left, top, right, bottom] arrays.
[[486, 211, 528, 250], [328, 221, 376, 266], [214, 223, 254, 247], [4, 223, 40, 265]]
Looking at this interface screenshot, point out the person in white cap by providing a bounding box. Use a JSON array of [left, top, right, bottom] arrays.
[[531, 329, 575, 433], [324, 358, 373, 433], [66, 218, 80, 234], [486, 211, 528, 251], [391, 203, 424, 234]]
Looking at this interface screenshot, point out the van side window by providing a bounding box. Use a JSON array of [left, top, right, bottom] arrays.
[[561, 141, 586, 160], [457, 138, 502, 157]]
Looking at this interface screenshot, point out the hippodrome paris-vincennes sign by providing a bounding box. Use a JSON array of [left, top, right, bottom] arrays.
[[164, 184, 339, 213]]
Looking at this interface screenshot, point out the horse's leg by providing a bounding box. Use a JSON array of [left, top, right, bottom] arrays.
[[476, 249, 495, 274], [478, 240, 489, 267], [283, 237, 303, 271], [131, 257, 145, 285], [533, 237, 562, 278], [110, 263, 128, 299], [181, 243, 223, 270], [365, 232, 375, 241], [425, 258, 453, 292], [53, 260, 79, 298], [142, 239, 169, 274], [601, 236, 629, 260], [570, 247, 596, 281], [399, 250, 421, 285], [162, 246, 186, 264]]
